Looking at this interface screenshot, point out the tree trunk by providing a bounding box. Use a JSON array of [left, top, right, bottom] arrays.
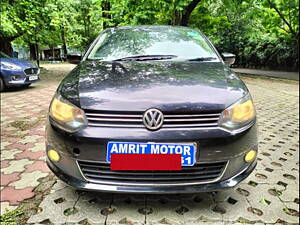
[[0, 38, 14, 56], [35, 43, 40, 67], [52, 47, 55, 61], [180, 0, 202, 26], [172, 10, 182, 25], [29, 44, 37, 60], [61, 26, 68, 59], [102, 0, 111, 29]]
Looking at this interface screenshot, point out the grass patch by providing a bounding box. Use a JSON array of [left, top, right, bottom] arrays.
[[9, 120, 32, 131], [9, 119, 41, 131], [63, 207, 78, 216], [0, 208, 24, 225]]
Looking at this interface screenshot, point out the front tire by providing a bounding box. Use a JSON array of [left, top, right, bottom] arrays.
[[24, 83, 31, 88], [0, 77, 5, 92]]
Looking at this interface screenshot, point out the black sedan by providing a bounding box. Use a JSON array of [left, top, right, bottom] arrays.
[[46, 26, 257, 193]]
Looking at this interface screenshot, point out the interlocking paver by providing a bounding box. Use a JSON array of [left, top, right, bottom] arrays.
[[28, 142, 45, 152], [1, 159, 33, 174], [0, 141, 10, 149], [0, 172, 21, 186], [15, 150, 45, 160], [25, 160, 50, 173], [10, 170, 49, 189], [1, 65, 299, 224], [0, 160, 10, 169], [1, 149, 22, 160], [19, 135, 43, 144], [0, 186, 35, 205]]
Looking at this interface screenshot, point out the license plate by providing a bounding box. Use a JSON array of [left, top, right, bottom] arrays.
[[29, 75, 38, 81], [106, 142, 196, 166]]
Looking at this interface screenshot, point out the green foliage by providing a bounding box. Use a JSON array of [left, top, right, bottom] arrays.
[[0, 0, 48, 39], [0, 208, 24, 225], [1, 0, 299, 70], [190, 0, 299, 70]]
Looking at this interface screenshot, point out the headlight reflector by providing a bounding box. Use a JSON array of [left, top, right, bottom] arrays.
[[219, 93, 256, 130], [49, 93, 87, 132]]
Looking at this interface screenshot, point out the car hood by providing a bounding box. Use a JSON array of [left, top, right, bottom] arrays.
[[0, 57, 37, 69], [59, 61, 248, 113]]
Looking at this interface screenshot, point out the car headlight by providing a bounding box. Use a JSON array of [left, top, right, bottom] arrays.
[[49, 93, 87, 133], [219, 93, 256, 130], [1, 62, 22, 70]]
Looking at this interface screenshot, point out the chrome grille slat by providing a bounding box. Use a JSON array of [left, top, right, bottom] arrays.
[[84, 110, 221, 129], [85, 113, 142, 118], [164, 117, 219, 122], [87, 117, 142, 122], [164, 114, 221, 118], [88, 123, 144, 128], [163, 123, 218, 128], [77, 160, 227, 184]]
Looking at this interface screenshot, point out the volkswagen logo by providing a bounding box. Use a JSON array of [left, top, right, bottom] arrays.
[[143, 109, 164, 130]]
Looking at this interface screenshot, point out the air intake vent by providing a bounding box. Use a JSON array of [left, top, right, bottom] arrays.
[[77, 159, 227, 185], [24, 68, 39, 75]]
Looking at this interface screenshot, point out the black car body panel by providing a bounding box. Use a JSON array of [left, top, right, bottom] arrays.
[[47, 26, 258, 193], [59, 61, 247, 112]]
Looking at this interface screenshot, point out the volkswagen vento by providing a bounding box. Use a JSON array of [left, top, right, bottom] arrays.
[[46, 26, 258, 193]]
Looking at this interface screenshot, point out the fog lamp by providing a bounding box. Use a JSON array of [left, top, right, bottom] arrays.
[[245, 150, 257, 163], [11, 75, 21, 81], [48, 149, 60, 162]]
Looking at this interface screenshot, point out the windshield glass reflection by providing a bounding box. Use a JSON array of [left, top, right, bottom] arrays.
[[88, 26, 219, 61]]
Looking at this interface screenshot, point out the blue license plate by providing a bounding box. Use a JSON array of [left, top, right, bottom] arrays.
[[106, 142, 196, 166]]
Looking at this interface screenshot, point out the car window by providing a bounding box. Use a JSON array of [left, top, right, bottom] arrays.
[[87, 27, 219, 61]]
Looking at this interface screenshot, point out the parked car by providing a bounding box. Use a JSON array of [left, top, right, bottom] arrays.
[[46, 26, 257, 193], [0, 52, 40, 91]]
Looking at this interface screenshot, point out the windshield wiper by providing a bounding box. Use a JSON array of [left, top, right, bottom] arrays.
[[113, 55, 177, 62], [187, 57, 218, 62]]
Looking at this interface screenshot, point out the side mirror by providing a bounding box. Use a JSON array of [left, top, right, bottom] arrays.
[[67, 54, 82, 64], [221, 53, 236, 66]]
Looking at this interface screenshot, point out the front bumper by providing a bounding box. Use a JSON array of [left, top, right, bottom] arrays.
[[47, 157, 256, 193], [7, 76, 39, 86], [2, 69, 40, 87], [46, 120, 258, 193]]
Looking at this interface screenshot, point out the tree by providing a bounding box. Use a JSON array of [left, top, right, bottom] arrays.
[[1, 0, 298, 71], [180, 0, 202, 25], [0, 0, 47, 56]]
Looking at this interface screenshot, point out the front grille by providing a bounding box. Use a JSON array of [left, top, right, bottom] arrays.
[[84, 110, 221, 129], [77, 160, 227, 185], [24, 68, 39, 75]]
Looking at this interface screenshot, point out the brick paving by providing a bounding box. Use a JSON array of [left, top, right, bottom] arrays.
[[0, 65, 69, 214], [0, 64, 299, 224]]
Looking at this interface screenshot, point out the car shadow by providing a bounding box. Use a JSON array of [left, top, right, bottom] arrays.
[[3, 85, 36, 93]]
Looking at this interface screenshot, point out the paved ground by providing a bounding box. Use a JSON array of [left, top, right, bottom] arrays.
[[0, 64, 299, 224], [232, 68, 299, 81]]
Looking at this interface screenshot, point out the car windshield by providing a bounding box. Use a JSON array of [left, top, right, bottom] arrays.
[[87, 26, 220, 61], [0, 51, 10, 58]]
